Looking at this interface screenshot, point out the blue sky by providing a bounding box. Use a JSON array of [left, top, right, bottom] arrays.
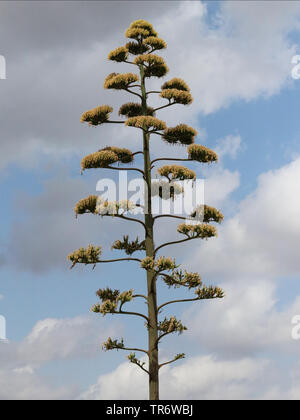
[[1, 1, 300, 399]]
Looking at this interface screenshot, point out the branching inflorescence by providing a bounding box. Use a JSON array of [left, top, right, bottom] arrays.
[[68, 19, 224, 400]]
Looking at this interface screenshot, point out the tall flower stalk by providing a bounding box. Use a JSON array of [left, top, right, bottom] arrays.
[[68, 19, 224, 400]]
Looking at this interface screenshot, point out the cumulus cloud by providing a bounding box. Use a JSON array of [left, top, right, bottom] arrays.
[[157, 1, 300, 114], [5, 170, 142, 272], [183, 278, 300, 357], [0, 369, 76, 400], [160, 155, 300, 397], [0, 1, 172, 170], [0, 314, 120, 400], [0, 1, 172, 56], [19, 315, 117, 364], [0, 1, 299, 168], [203, 166, 240, 208], [80, 349, 300, 400], [0, 315, 119, 369], [186, 157, 300, 279], [80, 354, 272, 400]]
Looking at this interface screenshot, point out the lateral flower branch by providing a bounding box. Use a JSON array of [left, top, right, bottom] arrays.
[[68, 19, 225, 400]]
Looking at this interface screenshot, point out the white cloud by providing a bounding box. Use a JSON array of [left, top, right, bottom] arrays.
[[166, 155, 300, 384], [19, 315, 118, 364], [158, 355, 266, 400], [80, 354, 271, 400], [183, 278, 300, 357], [186, 157, 300, 279], [215, 135, 242, 160], [6, 171, 143, 273], [80, 358, 146, 400], [79, 351, 300, 399], [156, 1, 300, 114], [0, 367, 76, 400], [0, 1, 299, 168], [203, 166, 240, 208], [0, 314, 121, 400]]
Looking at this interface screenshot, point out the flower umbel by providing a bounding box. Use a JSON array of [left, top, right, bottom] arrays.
[[68, 245, 102, 269]]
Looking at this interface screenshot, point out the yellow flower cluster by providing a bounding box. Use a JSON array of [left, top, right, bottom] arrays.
[[111, 235, 146, 255], [134, 54, 169, 78], [140, 256, 155, 271], [96, 197, 136, 216], [126, 41, 149, 55], [125, 116, 166, 131], [74, 195, 98, 217], [162, 270, 202, 289], [92, 288, 134, 316], [187, 144, 218, 163], [162, 124, 197, 145], [195, 286, 224, 300], [160, 89, 193, 105], [126, 27, 152, 40], [96, 287, 120, 302], [81, 147, 133, 172], [92, 300, 117, 315], [81, 150, 118, 171], [141, 256, 177, 272], [67, 245, 102, 268], [158, 316, 187, 334], [161, 78, 190, 92], [156, 256, 177, 272], [80, 105, 113, 126], [177, 223, 217, 239], [118, 102, 155, 118], [108, 46, 129, 62], [104, 72, 139, 90], [103, 146, 134, 164], [102, 337, 125, 351], [158, 165, 196, 181], [143, 36, 167, 50], [190, 204, 224, 223], [119, 290, 134, 304], [125, 19, 158, 39], [131, 20, 158, 35]]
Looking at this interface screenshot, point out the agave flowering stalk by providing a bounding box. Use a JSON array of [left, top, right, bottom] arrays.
[[68, 19, 224, 400]]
